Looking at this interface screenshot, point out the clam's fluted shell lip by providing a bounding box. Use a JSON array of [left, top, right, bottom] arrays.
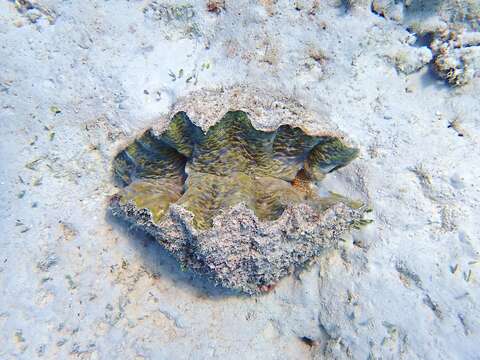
[[109, 194, 367, 295], [110, 195, 360, 232], [166, 85, 356, 146], [111, 85, 358, 158]]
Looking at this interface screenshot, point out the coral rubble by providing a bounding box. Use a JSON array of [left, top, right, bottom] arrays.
[[368, 0, 480, 85], [431, 29, 480, 86]]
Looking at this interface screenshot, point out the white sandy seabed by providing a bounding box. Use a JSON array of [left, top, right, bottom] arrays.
[[1, 0, 480, 359]]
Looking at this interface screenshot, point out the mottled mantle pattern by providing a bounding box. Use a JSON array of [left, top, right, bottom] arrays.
[[110, 110, 366, 294]]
